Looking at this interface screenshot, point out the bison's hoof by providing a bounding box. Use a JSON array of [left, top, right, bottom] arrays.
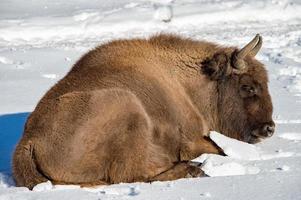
[[185, 166, 205, 178]]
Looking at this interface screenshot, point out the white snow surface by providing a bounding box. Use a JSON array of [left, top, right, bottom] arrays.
[[192, 131, 261, 177], [192, 131, 296, 177], [1, 0, 301, 199], [210, 131, 261, 160]]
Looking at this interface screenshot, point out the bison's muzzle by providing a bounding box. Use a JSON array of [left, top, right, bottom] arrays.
[[251, 121, 275, 143]]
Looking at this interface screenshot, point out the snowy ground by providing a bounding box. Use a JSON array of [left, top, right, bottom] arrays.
[[1, 0, 301, 199]]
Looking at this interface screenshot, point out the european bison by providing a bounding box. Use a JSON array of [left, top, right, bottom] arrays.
[[13, 34, 274, 189]]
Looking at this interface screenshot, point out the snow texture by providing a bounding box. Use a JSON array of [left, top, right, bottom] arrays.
[[1, 0, 301, 199], [191, 131, 261, 177], [210, 131, 261, 160]]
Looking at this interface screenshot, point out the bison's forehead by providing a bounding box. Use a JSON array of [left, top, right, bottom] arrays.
[[244, 56, 268, 84]]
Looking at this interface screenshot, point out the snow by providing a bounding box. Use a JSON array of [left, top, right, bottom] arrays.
[[197, 154, 261, 177], [191, 131, 262, 177], [1, 0, 301, 199], [277, 165, 290, 171], [41, 74, 58, 79], [278, 132, 301, 140], [153, 4, 173, 22], [0, 56, 14, 65], [32, 181, 54, 192], [209, 131, 261, 160], [191, 131, 298, 177]]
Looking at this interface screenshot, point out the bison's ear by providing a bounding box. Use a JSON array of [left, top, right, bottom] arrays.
[[201, 52, 232, 80]]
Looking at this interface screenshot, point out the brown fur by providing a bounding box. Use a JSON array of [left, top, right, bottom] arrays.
[[12, 34, 274, 189]]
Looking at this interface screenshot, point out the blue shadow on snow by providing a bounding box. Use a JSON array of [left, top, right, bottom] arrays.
[[0, 112, 30, 173]]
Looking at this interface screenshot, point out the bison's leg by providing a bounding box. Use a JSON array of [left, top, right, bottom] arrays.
[[150, 162, 204, 182], [180, 137, 224, 161], [13, 139, 48, 189]]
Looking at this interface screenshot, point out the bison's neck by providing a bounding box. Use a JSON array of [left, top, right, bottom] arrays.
[[178, 72, 220, 135], [154, 46, 221, 135], [150, 41, 219, 134]]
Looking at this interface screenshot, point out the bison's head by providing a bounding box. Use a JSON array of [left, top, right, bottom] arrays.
[[204, 35, 275, 144]]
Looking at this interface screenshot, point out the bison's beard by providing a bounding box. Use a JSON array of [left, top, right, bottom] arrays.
[[220, 120, 262, 144], [240, 126, 263, 144], [246, 134, 262, 144], [244, 124, 269, 144], [238, 130, 260, 144]]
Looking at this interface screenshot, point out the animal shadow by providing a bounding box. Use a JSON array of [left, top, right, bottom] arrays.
[[0, 112, 30, 173]]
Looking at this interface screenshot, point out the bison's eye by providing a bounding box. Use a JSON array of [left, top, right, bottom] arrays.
[[240, 84, 257, 98]]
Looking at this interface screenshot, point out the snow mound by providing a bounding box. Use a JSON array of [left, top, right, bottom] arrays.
[[192, 131, 296, 177], [209, 131, 261, 161], [32, 181, 53, 192], [199, 154, 260, 177], [191, 131, 261, 177]]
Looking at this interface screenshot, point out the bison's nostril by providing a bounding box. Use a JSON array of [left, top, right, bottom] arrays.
[[263, 124, 275, 137]]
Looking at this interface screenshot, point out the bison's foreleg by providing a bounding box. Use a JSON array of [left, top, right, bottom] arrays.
[[180, 137, 224, 161], [149, 162, 204, 182]]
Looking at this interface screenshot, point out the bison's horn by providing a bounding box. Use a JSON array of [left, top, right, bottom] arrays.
[[232, 34, 262, 70], [249, 35, 262, 57]]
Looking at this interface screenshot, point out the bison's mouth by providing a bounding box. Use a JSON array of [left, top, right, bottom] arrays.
[[251, 129, 273, 138], [248, 134, 264, 144], [247, 123, 275, 144]]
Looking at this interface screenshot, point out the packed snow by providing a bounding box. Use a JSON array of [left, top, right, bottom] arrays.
[[1, 0, 301, 199], [192, 131, 296, 177], [209, 131, 261, 160], [191, 131, 261, 177]]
